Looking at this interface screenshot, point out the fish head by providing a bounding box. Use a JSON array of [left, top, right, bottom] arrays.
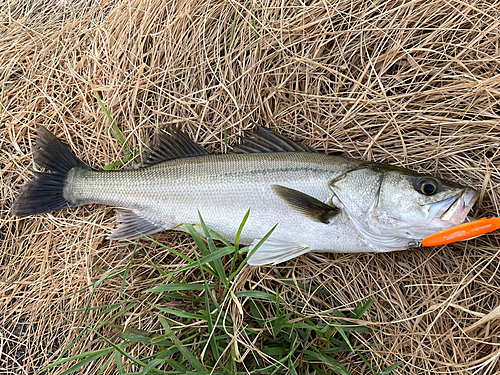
[[330, 164, 479, 251]]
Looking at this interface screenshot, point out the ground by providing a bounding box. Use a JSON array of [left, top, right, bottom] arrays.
[[1, 0, 500, 374]]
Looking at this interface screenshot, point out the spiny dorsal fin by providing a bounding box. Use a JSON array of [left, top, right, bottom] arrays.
[[273, 185, 339, 224], [140, 126, 210, 167], [232, 126, 317, 153]]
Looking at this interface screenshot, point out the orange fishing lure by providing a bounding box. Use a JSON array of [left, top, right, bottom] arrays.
[[421, 217, 500, 247]]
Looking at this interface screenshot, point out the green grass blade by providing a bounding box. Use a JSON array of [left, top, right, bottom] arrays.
[[248, 355, 288, 374], [203, 279, 219, 363], [229, 9, 238, 51], [204, 227, 232, 247], [96, 354, 114, 375], [169, 246, 234, 277], [145, 283, 216, 293], [114, 350, 125, 374], [59, 300, 135, 314], [352, 299, 374, 319], [234, 290, 284, 301], [104, 153, 135, 170], [193, 247, 221, 312], [40, 348, 114, 371], [162, 359, 187, 372], [304, 350, 351, 375], [0, 77, 22, 116], [93, 330, 150, 369], [197, 211, 227, 288], [356, 351, 377, 374], [93, 92, 129, 150], [250, 0, 261, 60], [379, 361, 403, 375], [120, 245, 138, 299], [142, 240, 232, 285], [139, 358, 167, 375], [332, 323, 354, 352], [184, 223, 209, 256], [52, 269, 126, 361], [94, 304, 137, 331], [155, 307, 207, 320], [79, 269, 124, 326], [141, 235, 195, 276], [94, 91, 136, 170], [234, 209, 250, 252], [330, 310, 355, 351], [60, 353, 110, 375], [118, 330, 155, 345], [288, 357, 299, 375], [228, 224, 277, 282], [157, 315, 207, 372]]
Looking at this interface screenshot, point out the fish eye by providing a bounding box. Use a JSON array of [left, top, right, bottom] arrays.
[[418, 179, 438, 195]]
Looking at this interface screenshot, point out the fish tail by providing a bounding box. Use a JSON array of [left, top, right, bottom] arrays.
[[11, 127, 91, 217]]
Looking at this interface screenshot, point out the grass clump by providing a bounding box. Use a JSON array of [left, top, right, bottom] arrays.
[[42, 214, 400, 375]]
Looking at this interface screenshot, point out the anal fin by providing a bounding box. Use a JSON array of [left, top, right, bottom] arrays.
[[108, 209, 170, 240], [247, 238, 311, 266]]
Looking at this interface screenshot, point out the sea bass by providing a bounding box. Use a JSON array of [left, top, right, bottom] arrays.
[[12, 126, 478, 265]]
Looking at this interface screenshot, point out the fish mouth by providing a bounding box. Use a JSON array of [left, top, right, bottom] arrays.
[[424, 188, 479, 226]]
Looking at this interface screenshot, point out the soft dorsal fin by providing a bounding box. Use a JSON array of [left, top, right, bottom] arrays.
[[273, 185, 339, 224], [140, 126, 210, 167], [232, 126, 318, 153]]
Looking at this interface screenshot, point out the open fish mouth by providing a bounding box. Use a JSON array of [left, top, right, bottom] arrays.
[[424, 189, 479, 226]]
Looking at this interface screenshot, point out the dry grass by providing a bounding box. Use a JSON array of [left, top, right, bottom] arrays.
[[1, 0, 500, 373]]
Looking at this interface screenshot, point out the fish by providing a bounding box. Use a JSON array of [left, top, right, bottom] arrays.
[[11, 126, 479, 266]]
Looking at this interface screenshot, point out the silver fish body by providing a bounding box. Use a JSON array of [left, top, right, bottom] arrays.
[[66, 153, 369, 250], [12, 127, 479, 265]]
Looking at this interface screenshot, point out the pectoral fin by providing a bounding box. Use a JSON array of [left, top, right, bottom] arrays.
[[273, 185, 339, 224], [247, 238, 311, 266]]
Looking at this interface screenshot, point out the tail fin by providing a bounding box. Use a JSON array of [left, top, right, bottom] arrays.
[[11, 127, 91, 217]]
